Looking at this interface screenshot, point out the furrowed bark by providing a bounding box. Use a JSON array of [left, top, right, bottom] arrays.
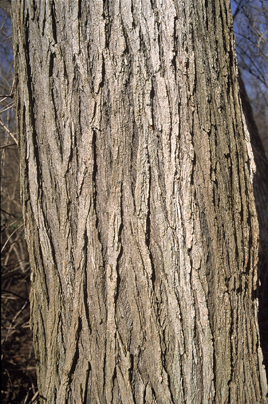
[[11, 0, 267, 402]]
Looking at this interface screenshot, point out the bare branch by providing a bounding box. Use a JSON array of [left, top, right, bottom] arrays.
[[0, 118, 17, 144]]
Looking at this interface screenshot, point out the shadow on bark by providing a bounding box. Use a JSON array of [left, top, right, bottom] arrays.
[[239, 75, 268, 383]]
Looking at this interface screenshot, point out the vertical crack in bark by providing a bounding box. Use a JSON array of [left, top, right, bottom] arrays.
[[105, 176, 123, 401]]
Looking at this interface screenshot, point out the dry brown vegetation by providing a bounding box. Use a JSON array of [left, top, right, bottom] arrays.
[[1, 141, 37, 404]]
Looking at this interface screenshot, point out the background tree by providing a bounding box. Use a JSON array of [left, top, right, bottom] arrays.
[[5, 0, 268, 403], [232, 0, 268, 156]]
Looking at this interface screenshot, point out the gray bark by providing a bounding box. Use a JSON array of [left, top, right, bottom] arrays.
[[11, 0, 267, 402], [239, 73, 268, 382]]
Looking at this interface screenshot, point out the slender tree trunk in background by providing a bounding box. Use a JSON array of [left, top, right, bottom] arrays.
[[11, 0, 267, 402]]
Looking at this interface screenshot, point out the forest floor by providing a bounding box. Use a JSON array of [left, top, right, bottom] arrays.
[[1, 262, 37, 404]]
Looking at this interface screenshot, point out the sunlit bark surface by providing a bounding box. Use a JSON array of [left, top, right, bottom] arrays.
[[12, 0, 267, 402]]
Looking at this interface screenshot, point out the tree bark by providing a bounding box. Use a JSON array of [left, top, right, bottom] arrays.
[[11, 0, 267, 402], [238, 73, 268, 382]]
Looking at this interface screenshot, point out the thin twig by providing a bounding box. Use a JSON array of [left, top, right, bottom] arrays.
[[0, 142, 17, 149], [0, 207, 16, 216], [4, 300, 28, 342], [1, 223, 23, 253], [28, 391, 39, 403], [0, 119, 18, 145], [1, 289, 29, 301]]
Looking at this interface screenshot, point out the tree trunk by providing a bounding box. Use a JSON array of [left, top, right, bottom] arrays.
[[238, 73, 268, 382], [11, 0, 267, 402]]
